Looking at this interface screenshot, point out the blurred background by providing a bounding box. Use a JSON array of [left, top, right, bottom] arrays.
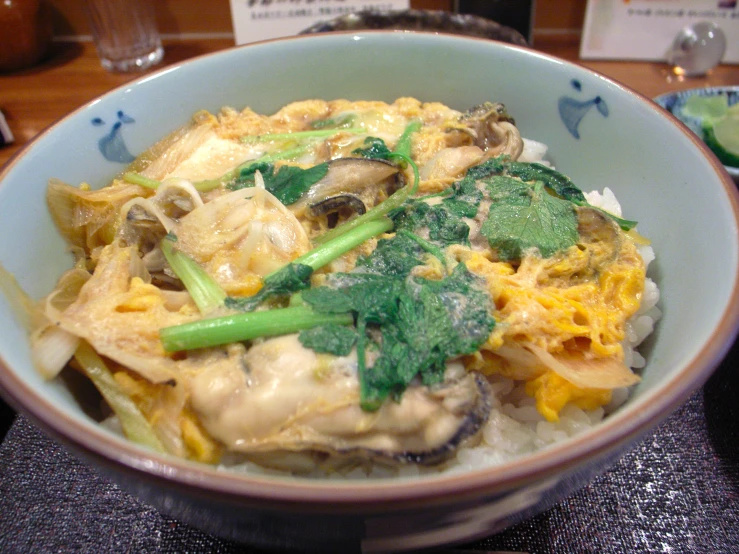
[[42, 0, 575, 46]]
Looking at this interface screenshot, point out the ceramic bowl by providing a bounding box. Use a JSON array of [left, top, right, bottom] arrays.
[[300, 8, 528, 46], [654, 86, 739, 181], [1, 32, 738, 552]]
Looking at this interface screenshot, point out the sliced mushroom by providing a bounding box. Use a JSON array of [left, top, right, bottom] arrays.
[[309, 194, 368, 228], [309, 194, 367, 217], [291, 157, 404, 219]]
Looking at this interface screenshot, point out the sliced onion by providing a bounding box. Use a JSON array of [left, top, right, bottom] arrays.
[[492, 344, 544, 380], [139, 122, 216, 180], [44, 268, 91, 322], [31, 326, 80, 380], [120, 198, 176, 233], [524, 343, 640, 389], [155, 178, 204, 210]]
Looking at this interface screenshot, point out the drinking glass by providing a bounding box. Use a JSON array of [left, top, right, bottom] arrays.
[[82, 0, 163, 72]]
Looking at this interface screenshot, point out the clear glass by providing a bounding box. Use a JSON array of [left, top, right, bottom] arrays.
[[82, 0, 163, 72], [666, 21, 727, 77]]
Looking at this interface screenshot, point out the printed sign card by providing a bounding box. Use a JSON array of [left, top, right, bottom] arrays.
[[581, 0, 739, 63], [230, 0, 410, 45]]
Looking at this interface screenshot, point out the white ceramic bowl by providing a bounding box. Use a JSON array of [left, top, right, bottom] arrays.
[[1, 32, 738, 552]]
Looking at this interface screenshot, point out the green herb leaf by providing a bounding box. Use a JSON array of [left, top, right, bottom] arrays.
[[229, 162, 329, 205], [356, 232, 426, 276], [481, 177, 579, 260], [298, 324, 357, 356], [442, 174, 484, 218], [472, 156, 636, 231], [392, 199, 470, 247], [353, 136, 394, 160], [302, 264, 495, 410], [226, 263, 314, 311], [506, 161, 586, 203]]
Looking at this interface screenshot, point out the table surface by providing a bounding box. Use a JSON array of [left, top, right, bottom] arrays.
[[0, 34, 738, 554]]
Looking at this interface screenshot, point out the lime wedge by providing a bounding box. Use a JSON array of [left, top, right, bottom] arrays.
[[681, 94, 728, 123], [726, 101, 739, 119], [703, 116, 739, 168]]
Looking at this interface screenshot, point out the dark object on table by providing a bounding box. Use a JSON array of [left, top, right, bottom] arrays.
[[0, 109, 14, 146], [0, 398, 15, 441], [0, 0, 53, 73], [300, 8, 529, 46], [455, 0, 535, 43]]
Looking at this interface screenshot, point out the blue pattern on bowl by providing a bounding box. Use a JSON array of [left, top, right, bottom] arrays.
[[558, 79, 609, 139], [93, 111, 136, 164]]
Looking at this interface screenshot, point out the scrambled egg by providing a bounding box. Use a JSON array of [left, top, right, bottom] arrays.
[[459, 218, 645, 421]]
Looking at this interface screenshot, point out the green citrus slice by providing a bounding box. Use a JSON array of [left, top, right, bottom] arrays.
[[703, 116, 739, 168], [681, 94, 728, 123], [726, 101, 739, 119]]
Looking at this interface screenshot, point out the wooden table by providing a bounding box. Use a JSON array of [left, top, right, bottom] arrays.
[[1, 34, 738, 170]]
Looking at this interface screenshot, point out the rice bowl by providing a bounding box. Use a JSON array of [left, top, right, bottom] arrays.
[[0, 32, 736, 551]]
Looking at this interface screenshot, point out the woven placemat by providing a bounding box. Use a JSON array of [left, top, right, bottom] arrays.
[[0, 359, 737, 553]]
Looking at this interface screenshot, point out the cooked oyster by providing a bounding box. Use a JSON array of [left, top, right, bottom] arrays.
[[454, 102, 524, 161], [189, 334, 491, 472]]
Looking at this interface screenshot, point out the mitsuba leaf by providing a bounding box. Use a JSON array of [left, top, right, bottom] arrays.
[[392, 200, 470, 247], [302, 264, 495, 410], [481, 176, 579, 260], [356, 232, 425, 276], [506, 161, 586, 203], [228, 162, 329, 205], [226, 263, 314, 311], [473, 156, 636, 230], [353, 137, 394, 160], [442, 175, 483, 219], [298, 324, 357, 356]]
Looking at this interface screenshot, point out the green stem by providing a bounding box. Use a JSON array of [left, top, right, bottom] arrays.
[[160, 237, 226, 314], [240, 128, 364, 143], [394, 119, 422, 158], [397, 229, 446, 263], [160, 306, 353, 351], [280, 217, 393, 275], [123, 172, 161, 190]]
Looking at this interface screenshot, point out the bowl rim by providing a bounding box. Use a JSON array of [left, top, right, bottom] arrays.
[[1, 30, 739, 510]]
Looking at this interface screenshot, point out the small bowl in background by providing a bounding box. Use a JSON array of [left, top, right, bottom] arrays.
[[654, 86, 739, 181], [300, 8, 528, 46]]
